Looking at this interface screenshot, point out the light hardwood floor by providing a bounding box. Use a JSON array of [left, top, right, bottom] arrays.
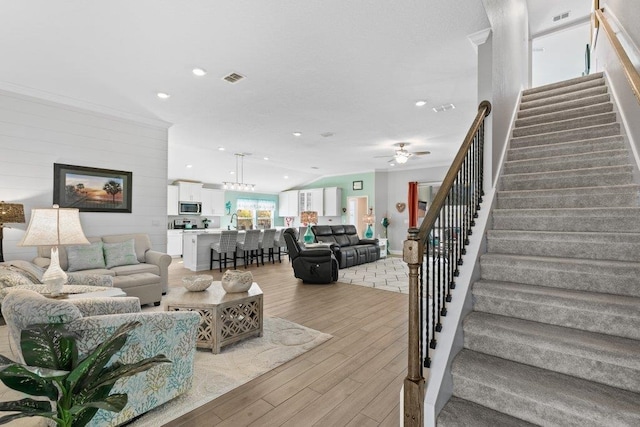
[[165, 256, 408, 427]]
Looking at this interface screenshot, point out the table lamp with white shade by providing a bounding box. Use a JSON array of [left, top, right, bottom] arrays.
[[18, 205, 90, 295]]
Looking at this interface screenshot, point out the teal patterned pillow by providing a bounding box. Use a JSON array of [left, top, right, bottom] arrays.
[[103, 239, 140, 269], [66, 241, 106, 272]]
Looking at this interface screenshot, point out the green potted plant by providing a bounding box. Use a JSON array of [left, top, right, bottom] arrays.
[[0, 321, 170, 427]]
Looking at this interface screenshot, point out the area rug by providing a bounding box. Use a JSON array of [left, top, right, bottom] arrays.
[[0, 317, 331, 427], [338, 256, 410, 294]]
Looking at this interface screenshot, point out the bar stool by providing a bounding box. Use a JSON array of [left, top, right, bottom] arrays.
[[236, 229, 261, 268], [259, 228, 277, 265], [274, 229, 289, 263], [209, 230, 238, 272]]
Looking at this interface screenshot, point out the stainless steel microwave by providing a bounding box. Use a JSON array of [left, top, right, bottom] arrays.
[[178, 201, 202, 215]]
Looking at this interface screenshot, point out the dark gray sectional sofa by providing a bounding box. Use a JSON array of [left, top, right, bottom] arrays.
[[311, 225, 380, 268]]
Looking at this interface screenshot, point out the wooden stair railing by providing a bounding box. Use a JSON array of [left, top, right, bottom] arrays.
[[403, 101, 491, 426], [594, 8, 640, 104]]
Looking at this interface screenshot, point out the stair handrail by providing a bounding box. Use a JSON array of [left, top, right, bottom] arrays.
[[403, 100, 491, 426], [594, 8, 640, 104]]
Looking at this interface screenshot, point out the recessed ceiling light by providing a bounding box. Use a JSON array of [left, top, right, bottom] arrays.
[[156, 92, 171, 99], [186, 164, 193, 168], [284, 175, 289, 179], [389, 163, 395, 167], [415, 100, 427, 107], [192, 68, 207, 77], [218, 147, 225, 151], [293, 132, 302, 137], [230, 171, 235, 175], [263, 157, 269, 160]]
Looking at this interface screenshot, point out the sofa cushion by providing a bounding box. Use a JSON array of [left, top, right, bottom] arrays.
[[102, 234, 152, 263], [4, 260, 44, 283], [113, 272, 160, 289], [66, 241, 106, 272], [331, 225, 346, 235], [104, 239, 140, 269], [335, 234, 351, 246], [110, 263, 159, 276], [347, 234, 360, 246], [0, 268, 35, 288]]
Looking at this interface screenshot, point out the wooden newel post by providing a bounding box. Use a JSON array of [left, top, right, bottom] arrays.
[[403, 227, 425, 426]]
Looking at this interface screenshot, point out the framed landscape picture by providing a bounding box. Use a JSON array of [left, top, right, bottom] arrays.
[[53, 164, 132, 213]]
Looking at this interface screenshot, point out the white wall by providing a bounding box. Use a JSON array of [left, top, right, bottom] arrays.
[[0, 90, 170, 261], [532, 22, 591, 87], [593, 2, 640, 168], [481, 0, 530, 182], [383, 165, 450, 252]]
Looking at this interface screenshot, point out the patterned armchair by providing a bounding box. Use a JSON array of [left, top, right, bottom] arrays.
[[1, 289, 201, 427]]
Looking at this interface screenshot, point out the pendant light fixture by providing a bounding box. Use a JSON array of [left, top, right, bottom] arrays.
[[223, 153, 255, 191]]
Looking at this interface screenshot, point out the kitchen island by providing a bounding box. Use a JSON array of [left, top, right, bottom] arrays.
[[182, 228, 284, 272]]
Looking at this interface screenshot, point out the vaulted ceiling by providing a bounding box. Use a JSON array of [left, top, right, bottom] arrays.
[[0, 1, 591, 193]]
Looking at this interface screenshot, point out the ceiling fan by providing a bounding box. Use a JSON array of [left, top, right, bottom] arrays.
[[376, 142, 430, 164]]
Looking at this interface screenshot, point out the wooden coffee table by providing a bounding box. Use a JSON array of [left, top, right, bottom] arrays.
[[164, 281, 263, 353]]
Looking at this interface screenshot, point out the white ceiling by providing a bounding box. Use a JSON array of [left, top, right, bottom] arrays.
[[0, 1, 592, 194]]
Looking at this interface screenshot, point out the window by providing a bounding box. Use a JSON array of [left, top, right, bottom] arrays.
[[237, 199, 276, 230]]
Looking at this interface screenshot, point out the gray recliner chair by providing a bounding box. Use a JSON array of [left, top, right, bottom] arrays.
[[283, 228, 338, 284]]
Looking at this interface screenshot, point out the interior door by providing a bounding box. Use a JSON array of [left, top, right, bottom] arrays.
[[347, 196, 369, 237]]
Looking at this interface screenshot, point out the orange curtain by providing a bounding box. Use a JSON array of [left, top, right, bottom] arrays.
[[408, 181, 418, 228]]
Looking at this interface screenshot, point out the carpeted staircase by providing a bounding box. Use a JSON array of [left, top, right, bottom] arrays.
[[437, 73, 640, 426]]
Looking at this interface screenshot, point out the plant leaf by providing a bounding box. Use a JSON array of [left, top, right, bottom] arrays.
[[0, 364, 62, 400], [20, 324, 78, 371], [74, 393, 128, 413], [66, 322, 140, 395], [89, 355, 170, 391], [0, 397, 53, 413]]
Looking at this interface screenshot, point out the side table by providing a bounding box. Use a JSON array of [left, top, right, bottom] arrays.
[[378, 238, 388, 258], [165, 281, 263, 353]]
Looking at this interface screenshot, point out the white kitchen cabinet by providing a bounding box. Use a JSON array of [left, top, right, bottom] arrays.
[[167, 230, 183, 256], [278, 190, 299, 216], [201, 188, 225, 216], [177, 181, 203, 202], [167, 185, 179, 215], [299, 188, 324, 214], [323, 187, 342, 216]]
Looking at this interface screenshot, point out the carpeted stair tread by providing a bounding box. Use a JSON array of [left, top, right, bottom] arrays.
[[515, 102, 613, 128], [520, 77, 605, 104], [437, 396, 536, 427], [463, 312, 640, 393], [451, 349, 640, 426], [507, 134, 625, 161], [517, 93, 610, 119], [496, 184, 640, 209], [512, 111, 616, 138], [480, 253, 640, 297], [500, 164, 633, 191], [510, 122, 620, 150], [521, 72, 603, 97], [492, 206, 640, 232], [503, 149, 630, 175], [519, 85, 608, 111], [472, 280, 640, 340], [486, 229, 640, 261]]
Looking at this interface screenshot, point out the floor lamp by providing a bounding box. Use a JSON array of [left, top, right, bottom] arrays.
[[18, 205, 89, 295], [0, 202, 25, 263]]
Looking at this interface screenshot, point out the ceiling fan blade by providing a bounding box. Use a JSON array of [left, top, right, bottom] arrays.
[[413, 151, 431, 156], [374, 155, 392, 158]]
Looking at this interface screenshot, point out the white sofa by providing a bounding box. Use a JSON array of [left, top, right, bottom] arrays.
[[33, 233, 170, 306]]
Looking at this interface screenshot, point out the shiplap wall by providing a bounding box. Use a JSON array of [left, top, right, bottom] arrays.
[[0, 89, 170, 261]]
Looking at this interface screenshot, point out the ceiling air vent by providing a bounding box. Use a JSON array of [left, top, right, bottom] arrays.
[[553, 11, 570, 22], [222, 72, 246, 84], [432, 103, 456, 113]]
